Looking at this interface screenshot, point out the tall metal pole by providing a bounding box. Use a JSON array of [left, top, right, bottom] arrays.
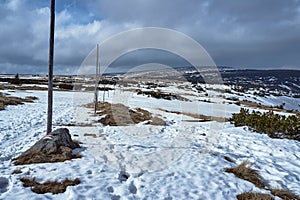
[[94, 44, 99, 114], [47, 0, 55, 134]]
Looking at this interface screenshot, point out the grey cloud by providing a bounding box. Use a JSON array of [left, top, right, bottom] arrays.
[[1, 0, 300, 74]]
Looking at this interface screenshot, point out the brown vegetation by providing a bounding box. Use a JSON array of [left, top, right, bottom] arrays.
[[12, 169, 22, 174], [83, 133, 97, 137], [0, 85, 48, 91], [136, 89, 191, 101], [147, 116, 166, 125], [14, 128, 81, 165], [270, 188, 300, 200], [236, 192, 274, 200], [0, 92, 38, 110], [14, 146, 81, 165], [238, 100, 296, 114], [227, 161, 300, 200], [224, 161, 266, 188], [20, 177, 80, 194], [88, 102, 165, 126]]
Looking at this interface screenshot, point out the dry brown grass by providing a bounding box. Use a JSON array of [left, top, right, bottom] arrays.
[[159, 108, 228, 123], [0, 84, 70, 91], [0, 85, 48, 91], [0, 101, 4, 110], [87, 102, 165, 126], [239, 100, 296, 114], [20, 177, 80, 194], [148, 116, 166, 125], [136, 89, 191, 101], [14, 146, 81, 165], [224, 161, 266, 189], [12, 169, 22, 174], [0, 92, 38, 110], [236, 192, 274, 200], [72, 139, 83, 145], [270, 188, 300, 200], [83, 133, 97, 137]]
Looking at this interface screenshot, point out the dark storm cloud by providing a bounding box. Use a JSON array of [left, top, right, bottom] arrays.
[[0, 0, 299, 74], [81, 0, 300, 69]]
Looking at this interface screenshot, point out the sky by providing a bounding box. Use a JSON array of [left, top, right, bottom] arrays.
[[0, 0, 300, 74]]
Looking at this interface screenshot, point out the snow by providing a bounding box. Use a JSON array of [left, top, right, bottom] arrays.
[[0, 88, 300, 199]]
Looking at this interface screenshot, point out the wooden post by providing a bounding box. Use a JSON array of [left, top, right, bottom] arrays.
[[94, 44, 99, 114], [103, 86, 105, 102], [47, 0, 55, 134]]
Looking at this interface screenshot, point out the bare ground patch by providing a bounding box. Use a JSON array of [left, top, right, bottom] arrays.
[[14, 146, 82, 165], [270, 188, 300, 200], [0, 92, 38, 110], [226, 161, 300, 200], [13, 128, 82, 165], [136, 89, 191, 101], [224, 161, 266, 189], [20, 177, 80, 194], [87, 102, 165, 126], [238, 100, 297, 114], [236, 192, 274, 200]]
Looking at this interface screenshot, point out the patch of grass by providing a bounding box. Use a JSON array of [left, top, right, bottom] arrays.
[[148, 116, 166, 125], [236, 192, 274, 200], [83, 133, 97, 137], [238, 100, 296, 114], [12, 169, 22, 174], [224, 161, 266, 189], [87, 102, 165, 126], [270, 188, 300, 200], [0, 85, 48, 91], [14, 146, 81, 165], [20, 177, 80, 194], [25, 96, 39, 101], [72, 139, 83, 145], [136, 89, 191, 101], [0, 92, 38, 110]]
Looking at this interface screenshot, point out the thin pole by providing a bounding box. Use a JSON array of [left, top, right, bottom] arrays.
[[94, 44, 99, 114], [47, 0, 55, 134]]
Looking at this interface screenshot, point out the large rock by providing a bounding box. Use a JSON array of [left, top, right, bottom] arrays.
[[14, 128, 80, 165]]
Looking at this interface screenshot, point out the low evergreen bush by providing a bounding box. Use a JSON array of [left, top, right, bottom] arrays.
[[231, 108, 300, 141]]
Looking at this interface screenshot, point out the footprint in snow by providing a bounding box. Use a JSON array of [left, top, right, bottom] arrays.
[[128, 181, 137, 194], [0, 176, 11, 197]]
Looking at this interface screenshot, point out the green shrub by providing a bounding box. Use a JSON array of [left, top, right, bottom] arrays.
[[231, 108, 300, 141]]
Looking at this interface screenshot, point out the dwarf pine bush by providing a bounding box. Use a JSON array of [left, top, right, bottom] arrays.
[[231, 108, 300, 140]]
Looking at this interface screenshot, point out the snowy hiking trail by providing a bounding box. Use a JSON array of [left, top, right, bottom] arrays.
[[0, 89, 300, 199]]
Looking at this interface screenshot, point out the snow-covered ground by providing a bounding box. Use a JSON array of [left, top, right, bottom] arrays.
[[0, 87, 300, 200]]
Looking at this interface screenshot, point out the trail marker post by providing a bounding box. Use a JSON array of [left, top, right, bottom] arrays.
[[47, 0, 55, 134]]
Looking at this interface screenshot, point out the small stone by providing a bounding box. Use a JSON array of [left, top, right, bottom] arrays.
[[107, 186, 114, 193], [128, 182, 137, 194], [118, 171, 130, 182]]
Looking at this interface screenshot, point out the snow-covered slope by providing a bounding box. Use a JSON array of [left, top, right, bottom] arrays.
[[0, 88, 299, 200]]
